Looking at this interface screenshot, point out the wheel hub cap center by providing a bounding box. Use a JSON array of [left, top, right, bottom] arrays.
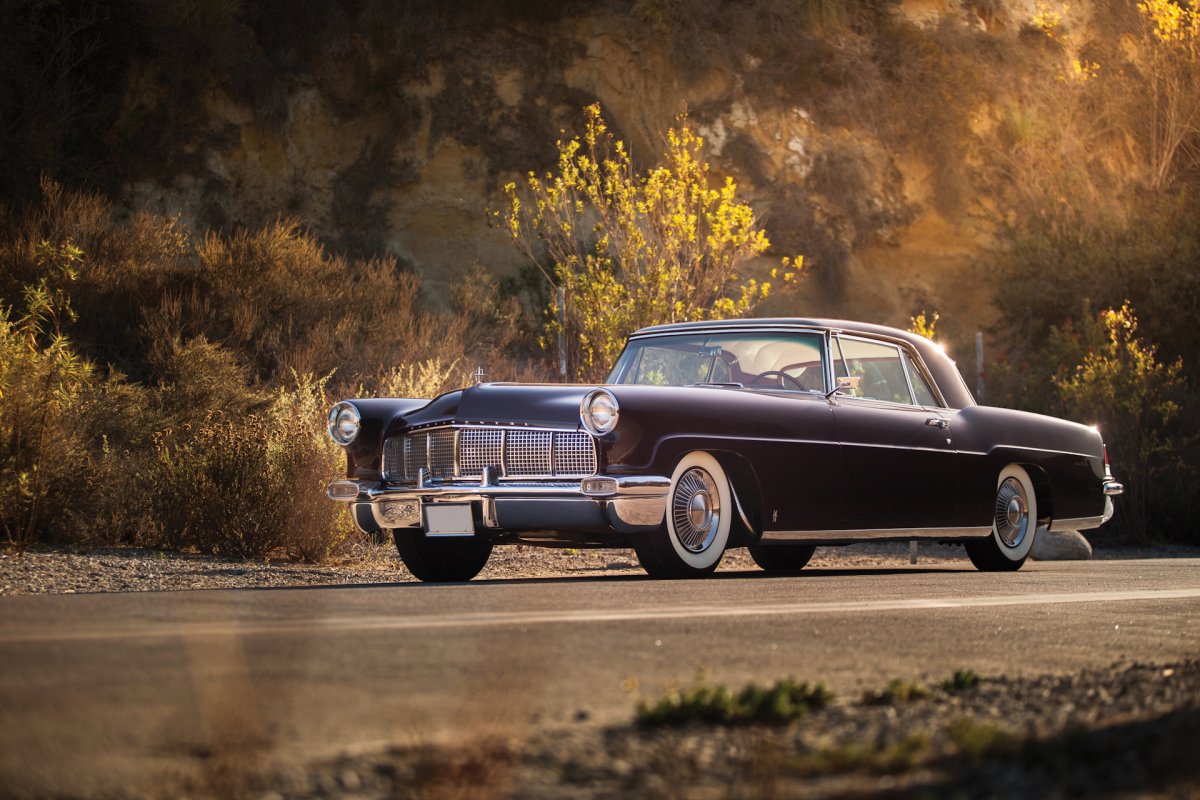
[[1006, 497, 1025, 528], [688, 491, 713, 530]]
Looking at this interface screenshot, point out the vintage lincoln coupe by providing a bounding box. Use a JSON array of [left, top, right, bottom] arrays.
[[325, 318, 1123, 581]]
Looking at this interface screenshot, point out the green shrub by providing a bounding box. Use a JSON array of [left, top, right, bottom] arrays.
[[637, 678, 833, 727], [945, 717, 1021, 761], [861, 679, 928, 706], [942, 669, 981, 692], [1053, 303, 1187, 539], [0, 293, 92, 549]]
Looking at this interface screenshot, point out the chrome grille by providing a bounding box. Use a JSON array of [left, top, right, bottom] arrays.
[[383, 426, 597, 481], [505, 430, 552, 475], [383, 436, 405, 480], [554, 431, 597, 475], [458, 428, 503, 477], [427, 428, 456, 479]]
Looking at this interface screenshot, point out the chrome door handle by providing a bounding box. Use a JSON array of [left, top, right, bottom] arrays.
[[925, 418, 948, 429]]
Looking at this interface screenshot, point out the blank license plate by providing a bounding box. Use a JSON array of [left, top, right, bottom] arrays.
[[423, 504, 475, 536]]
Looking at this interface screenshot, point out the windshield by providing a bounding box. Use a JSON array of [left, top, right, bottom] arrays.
[[607, 331, 827, 391]]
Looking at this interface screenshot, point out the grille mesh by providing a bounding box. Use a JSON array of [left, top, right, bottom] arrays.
[[426, 429, 456, 479], [505, 430, 552, 476], [383, 436, 404, 481], [386, 426, 597, 481], [553, 432, 597, 476], [458, 428, 503, 477]]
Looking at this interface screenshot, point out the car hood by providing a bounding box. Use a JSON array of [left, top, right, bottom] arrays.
[[400, 383, 595, 429]]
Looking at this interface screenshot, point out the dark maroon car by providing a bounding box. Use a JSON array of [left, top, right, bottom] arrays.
[[326, 318, 1123, 581]]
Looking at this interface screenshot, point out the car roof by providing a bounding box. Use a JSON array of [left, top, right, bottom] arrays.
[[631, 316, 915, 342]]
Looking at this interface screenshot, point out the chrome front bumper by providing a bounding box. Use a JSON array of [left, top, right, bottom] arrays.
[[327, 470, 670, 535]]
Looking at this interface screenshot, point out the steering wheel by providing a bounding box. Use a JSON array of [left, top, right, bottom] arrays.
[[750, 370, 804, 390]]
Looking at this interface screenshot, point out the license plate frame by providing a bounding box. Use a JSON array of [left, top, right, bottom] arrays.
[[422, 503, 475, 537]]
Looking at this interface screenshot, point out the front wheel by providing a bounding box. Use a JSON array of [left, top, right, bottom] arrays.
[[393, 530, 493, 582], [633, 451, 732, 578], [749, 544, 816, 574], [965, 465, 1038, 572]]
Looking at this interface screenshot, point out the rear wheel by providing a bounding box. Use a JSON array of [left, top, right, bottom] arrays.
[[393, 530, 493, 582], [633, 452, 731, 578], [965, 465, 1038, 572], [749, 544, 816, 574]]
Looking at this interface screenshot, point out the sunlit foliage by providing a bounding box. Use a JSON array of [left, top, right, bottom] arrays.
[[498, 104, 801, 382], [1053, 303, 1186, 538], [1137, 0, 1200, 187], [908, 310, 939, 340]]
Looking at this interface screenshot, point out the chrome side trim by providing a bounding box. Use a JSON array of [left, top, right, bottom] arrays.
[[759, 525, 991, 543], [1051, 513, 1104, 532]]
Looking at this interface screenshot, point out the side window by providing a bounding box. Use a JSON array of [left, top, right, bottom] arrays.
[[833, 337, 915, 405], [902, 350, 939, 407]]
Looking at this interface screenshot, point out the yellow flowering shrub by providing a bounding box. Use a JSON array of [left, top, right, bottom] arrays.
[[908, 310, 939, 340], [497, 104, 802, 382]]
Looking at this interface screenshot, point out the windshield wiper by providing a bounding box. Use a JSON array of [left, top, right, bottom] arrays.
[[691, 382, 744, 388]]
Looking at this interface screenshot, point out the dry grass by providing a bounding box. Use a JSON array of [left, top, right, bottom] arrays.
[[0, 182, 553, 559]]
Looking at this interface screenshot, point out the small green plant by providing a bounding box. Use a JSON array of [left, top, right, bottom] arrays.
[[636, 678, 832, 727], [945, 717, 1021, 760], [861, 679, 929, 706], [942, 669, 982, 692], [793, 732, 930, 776]]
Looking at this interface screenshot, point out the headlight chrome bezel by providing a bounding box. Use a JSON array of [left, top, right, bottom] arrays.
[[580, 388, 620, 436], [327, 401, 362, 446]]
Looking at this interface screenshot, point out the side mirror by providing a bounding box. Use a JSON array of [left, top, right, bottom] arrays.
[[825, 378, 853, 399]]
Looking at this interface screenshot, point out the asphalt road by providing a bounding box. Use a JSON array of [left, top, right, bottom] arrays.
[[2, 558, 1198, 797]]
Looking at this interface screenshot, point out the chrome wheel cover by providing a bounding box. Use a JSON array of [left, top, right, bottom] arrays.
[[994, 476, 1029, 548], [672, 467, 721, 553]]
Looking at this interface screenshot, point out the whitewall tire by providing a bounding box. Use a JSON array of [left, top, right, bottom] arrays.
[[965, 464, 1038, 572], [633, 452, 732, 578]]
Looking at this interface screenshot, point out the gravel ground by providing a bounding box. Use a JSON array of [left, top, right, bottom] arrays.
[[181, 660, 1198, 799], [0, 540, 959, 595], [4, 538, 1196, 596]]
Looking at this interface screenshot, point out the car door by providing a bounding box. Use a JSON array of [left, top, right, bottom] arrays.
[[829, 335, 958, 529]]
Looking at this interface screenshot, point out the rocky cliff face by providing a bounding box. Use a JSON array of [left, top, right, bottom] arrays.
[[116, 0, 1086, 335]]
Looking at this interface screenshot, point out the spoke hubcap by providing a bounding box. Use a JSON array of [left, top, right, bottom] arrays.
[[994, 477, 1029, 548], [672, 467, 721, 553]]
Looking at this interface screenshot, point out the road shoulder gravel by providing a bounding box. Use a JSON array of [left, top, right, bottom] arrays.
[[4, 540, 1198, 595]]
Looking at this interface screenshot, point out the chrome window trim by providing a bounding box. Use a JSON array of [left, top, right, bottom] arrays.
[[830, 332, 948, 409], [624, 322, 949, 408], [830, 333, 915, 406], [612, 328, 830, 392], [626, 324, 829, 341]]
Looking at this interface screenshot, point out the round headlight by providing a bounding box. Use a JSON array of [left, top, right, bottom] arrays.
[[327, 401, 361, 446], [580, 389, 619, 435]]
